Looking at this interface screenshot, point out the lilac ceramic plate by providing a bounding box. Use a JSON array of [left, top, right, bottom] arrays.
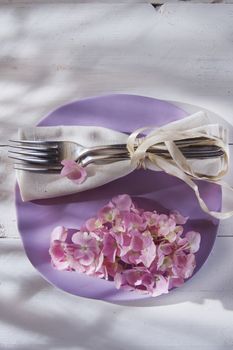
[[15, 94, 221, 302]]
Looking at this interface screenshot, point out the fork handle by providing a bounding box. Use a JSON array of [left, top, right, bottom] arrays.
[[78, 142, 222, 162], [78, 145, 224, 162], [80, 154, 129, 167], [79, 148, 224, 168]]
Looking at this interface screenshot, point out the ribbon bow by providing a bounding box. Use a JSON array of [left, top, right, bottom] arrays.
[[127, 120, 232, 220]]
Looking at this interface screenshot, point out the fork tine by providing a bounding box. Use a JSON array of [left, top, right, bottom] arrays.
[[8, 154, 59, 164], [9, 139, 58, 145], [14, 164, 62, 173], [8, 142, 58, 151], [8, 149, 59, 158]]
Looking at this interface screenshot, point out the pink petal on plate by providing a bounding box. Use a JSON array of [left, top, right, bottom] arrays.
[[103, 234, 118, 263], [51, 226, 68, 242], [159, 242, 173, 255], [49, 241, 66, 261], [183, 253, 196, 278], [50, 226, 67, 242], [85, 217, 102, 231], [125, 269, 143, 286], [79, 251, 95, 266], [95, 252, 104, 272], [71, 231, 89, 245], [98, 205, 118, 223], [152, 275, 169, 297], [131, 234, 144, 251], [61, 159, 87, 184], [169, 277, 184, 288], [185, 231, 201, 253], [141, 272, 154, 291], [114, 272, 124, 289], [52, 259, 70, 271], [140, 242, 156, 268], [170, 210, 189, 225], [112, 194, 132, 212]]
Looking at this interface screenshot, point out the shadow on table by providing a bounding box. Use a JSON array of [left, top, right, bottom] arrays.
[[1, 2, 233, 348], [0, 227, 233, 350]]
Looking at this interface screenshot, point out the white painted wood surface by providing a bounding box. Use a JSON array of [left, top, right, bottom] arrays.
[[0, 2, 233, 349]]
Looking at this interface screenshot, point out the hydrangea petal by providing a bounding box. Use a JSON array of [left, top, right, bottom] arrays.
[[51, 226, 67, 242], [112, 194, 132, 211], [185, 231, 201, 253], [61, 159, 87, 184], [170, 210, 189, 225], [152, 275, 169, 297]]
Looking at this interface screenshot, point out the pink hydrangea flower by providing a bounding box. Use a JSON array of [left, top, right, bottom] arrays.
[[185, 231, 201, 253], [114, 269, 169, 297], [104, 260, 123, 278], [169, 277, 184, 289], [98, 205, 119, 224], [120, 230, 156, 268], [172, 252, 196, 279], [102, 233, 119, 263], [85, 217, 103, 231], [114, 268, 154, 294], [49, 195, 201, 297], [112, 194, 133, 212], [61, 159, 87, 184], [142, 211, 160, 227], [49, 226, 70, 270], [170, 210, 189, 225], [70, 231, 103, 275], [121, 212, 146, 231], [152, 275, 169, 297], [157, 214, 177, 239]]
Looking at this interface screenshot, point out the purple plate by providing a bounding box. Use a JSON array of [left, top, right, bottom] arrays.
[[15, 94, 221, 302]]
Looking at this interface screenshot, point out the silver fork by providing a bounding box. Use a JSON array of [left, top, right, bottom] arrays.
[[14, 153, 130, 173], [8, 137, 224, 165], [8, 138, 225, 173]]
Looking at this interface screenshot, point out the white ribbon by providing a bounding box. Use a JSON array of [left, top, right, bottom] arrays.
[[127, 124, 233, 219]]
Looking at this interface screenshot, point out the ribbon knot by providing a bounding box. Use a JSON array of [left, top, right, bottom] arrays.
[[126, 123, 233, 220], [130, 136, 148, 169]]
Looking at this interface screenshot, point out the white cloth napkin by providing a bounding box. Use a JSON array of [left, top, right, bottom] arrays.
[[17, 111, 227, 202]]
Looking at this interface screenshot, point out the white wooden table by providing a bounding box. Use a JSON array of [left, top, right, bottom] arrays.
[[1, 2, 233, 349]]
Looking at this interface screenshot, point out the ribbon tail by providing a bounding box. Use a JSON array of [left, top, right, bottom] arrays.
[[151, 155, 233, 220]]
